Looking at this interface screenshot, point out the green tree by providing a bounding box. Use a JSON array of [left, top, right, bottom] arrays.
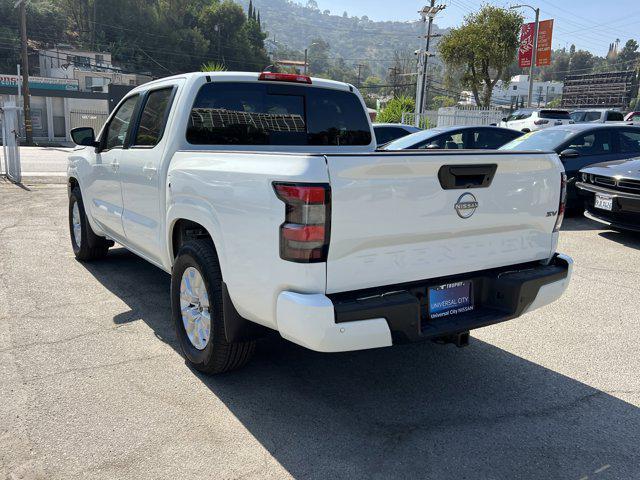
[[546, 97, 561, 108], [307, 38, 331, 74], [44, 0, 269, 75], [430, 95, 456, 109], [568, 50, 595, 75], [618, 39, 639, 69], [201, 61, 227, 71], [439, 6, 522, 107], [377, 96, 415, 124]]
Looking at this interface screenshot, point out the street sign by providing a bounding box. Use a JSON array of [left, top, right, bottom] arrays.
[[536, 19, 554, 67], [518, 20, 554, 68], [518, 22, 535, 68]]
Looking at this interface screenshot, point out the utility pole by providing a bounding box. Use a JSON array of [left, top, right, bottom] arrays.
[[511, 4, 539, 108], [414, 1, 445, 126], [356, 63, 365, 87], [388, 66, 399, 97], [17, 0, 32, 145]]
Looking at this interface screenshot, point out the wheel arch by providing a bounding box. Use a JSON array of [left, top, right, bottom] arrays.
[[167, 213, 268, 343], [68, 176, 80, 196], [166, 203, 227, 274]]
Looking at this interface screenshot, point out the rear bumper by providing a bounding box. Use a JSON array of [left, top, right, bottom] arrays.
[[276, 254, 573, 352], [576, 181, 640, 232]]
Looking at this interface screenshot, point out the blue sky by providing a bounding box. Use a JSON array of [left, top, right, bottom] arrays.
[[312, 0, 640, 56]]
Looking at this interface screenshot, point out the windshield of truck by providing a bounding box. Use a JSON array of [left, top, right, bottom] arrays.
[[186, 82, 372, 146], [499, 128, 575, 151]]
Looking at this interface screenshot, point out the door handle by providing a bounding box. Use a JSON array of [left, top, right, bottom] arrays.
[[110, 161, 119, 171], [142, 165, 157, 178]]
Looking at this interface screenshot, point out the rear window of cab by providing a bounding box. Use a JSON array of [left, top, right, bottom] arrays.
[[186, 82, 372, 146]]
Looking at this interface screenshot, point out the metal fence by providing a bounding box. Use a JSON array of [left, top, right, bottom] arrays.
[[69, 110, 109, 134], [402, 106, 505, 128]]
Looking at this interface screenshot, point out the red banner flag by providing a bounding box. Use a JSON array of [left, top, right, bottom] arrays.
[[536, 19, 554, 66], [518, 22, 535, 68]]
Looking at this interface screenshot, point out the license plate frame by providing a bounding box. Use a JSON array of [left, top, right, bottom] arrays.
[[595, 193, 613, 211], [428, 280, 474, 319]]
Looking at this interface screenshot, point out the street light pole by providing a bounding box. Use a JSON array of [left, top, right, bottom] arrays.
[[304, 42, 319, 76], [511, 4, 540, 108]]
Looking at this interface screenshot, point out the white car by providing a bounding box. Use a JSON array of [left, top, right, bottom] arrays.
[[67, 71, 573, 374], [500, 109, 574, 132]]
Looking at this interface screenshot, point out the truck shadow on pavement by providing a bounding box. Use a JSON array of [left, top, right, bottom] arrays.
[[84, 247, 639, 480]]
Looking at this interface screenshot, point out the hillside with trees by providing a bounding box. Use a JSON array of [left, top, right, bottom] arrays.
[[236, 0, 446, 79], [0, 0, 270, 75]]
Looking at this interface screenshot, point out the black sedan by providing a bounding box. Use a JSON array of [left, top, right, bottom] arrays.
[[381, 125, 523, 150], [500, 124, 640, 209], [577, 158, 640, 232]]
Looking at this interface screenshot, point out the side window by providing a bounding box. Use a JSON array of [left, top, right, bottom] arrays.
[[418, 133, 463, 149], [133, 88, 174, 147], [584, 111, 601, 122], [570, 112, 583, 122], [104, 95, 139, 150], [606, 111, 624, 122], [618, 130, 640, 153], [473, 129, 518, 149], [565, 130, 612, 155], [418, 134, 445, 149], [374, 127, 405, 145], [507, 110, 521, 121]]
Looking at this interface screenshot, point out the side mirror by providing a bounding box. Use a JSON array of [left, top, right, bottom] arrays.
[[70, 127, 98, 147], [559, 148, 579, 159]]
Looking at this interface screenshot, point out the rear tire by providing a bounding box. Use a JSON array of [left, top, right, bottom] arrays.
[[69, 186, 111, 261], [171, 239, 255, 374]]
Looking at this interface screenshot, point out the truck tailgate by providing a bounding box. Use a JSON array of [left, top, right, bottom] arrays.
[[325, 151, 562, 294]]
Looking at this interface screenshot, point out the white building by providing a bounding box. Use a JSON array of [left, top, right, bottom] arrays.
[[36, 46, 150, 93], [460, 75, 563, 107]]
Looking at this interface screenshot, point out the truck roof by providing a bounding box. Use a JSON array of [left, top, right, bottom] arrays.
[[134, 71, 353, 93]]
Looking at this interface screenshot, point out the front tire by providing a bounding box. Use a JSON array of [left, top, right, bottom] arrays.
[[171, 239, 255, 374], [69, 187, 110, 261]]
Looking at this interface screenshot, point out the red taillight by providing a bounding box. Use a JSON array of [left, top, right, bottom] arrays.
[[534, 119, 549, 125], [554, 172, 567, 232], [273, 182, 330, 263], [258, 72, 312, 84]]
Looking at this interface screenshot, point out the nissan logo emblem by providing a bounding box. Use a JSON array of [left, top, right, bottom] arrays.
[[454, 192, 478, 219]]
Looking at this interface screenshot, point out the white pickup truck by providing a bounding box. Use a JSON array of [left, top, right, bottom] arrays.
[[68, 71, 573, 374]]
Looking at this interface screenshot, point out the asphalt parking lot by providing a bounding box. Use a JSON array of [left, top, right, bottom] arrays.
[[1, 180, 639, 480]]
